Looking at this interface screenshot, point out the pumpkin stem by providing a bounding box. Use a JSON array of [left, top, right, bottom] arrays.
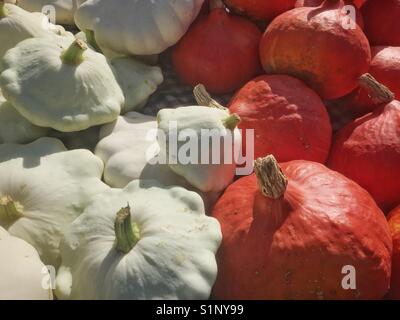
[[223, 113, 241, 130], [84, 29, 102, 53], [193, 84, 228, 110], [114, 204, 140, 254], [0, 195, 23, 222], [254, 156, 288, 199], [0, 1, 8, 18], [61, 39, 88, 65], [358, 73, 395, 105]]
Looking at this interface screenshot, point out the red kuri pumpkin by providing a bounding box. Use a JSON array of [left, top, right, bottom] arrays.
[[259, 0, 371, 100], [339, 47, 400, 115], [361, 0, 400, 46], [223, 0, 296, 22], [212, 156, 392, 300], [172, 8, 262, 94], [328, 100, 400, 212], [387, 205, 400, 300], [228, 75, 332, 163]]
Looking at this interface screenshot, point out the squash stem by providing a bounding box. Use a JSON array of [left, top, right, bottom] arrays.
[[358, 73, 395, 105], [193, 84, 227, 110], [114, 204, 140, 254], [223, 113, 241, 130], [61, 39, 88, 65], [84, 29, 102, 53], [0, 195, 23, 222], [254, 155, 288, 199], [0, 1, 8, 18]]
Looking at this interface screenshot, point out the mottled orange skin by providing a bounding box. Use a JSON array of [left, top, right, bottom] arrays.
[[328, 101, 400, 212], [212, 160, 392, 300], [172, 9, 262, 94], [224, 0, 296, 21], [341, 46, 400, 115], [388, 205, 400, 299], [259, 1, 371, 100], [228, 75, 332, 163], [362, 0, 400, 46]]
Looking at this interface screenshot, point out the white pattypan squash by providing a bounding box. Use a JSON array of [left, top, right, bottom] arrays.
[[0, 226, 53, 300], [17, 0, 86, 25], [157, 101, 242, 193], [0, 90, 49, 143], [55, 179, 221, 300], [0, 2, 73, 61], [96, 112, 188, 188], [95, 112, 221, 211], [109, 57, 163, 113], [74, 30, 159, 65], [74, 0, 205, 56], [0, 37, 124, 132], [0, 137, 109, 267]]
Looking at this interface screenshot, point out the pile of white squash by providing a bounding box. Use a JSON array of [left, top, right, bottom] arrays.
[[0, 0, 240, 300]]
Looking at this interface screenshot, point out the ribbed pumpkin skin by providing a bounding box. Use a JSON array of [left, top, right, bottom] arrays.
[[344, 46, 400, 115], [172, 9, 262, 94], [223, 0, 296, 21], [361, 0, 400, 46], [228, 75, 332, 163], [212, 161, 392, 300], [388, 205, 400, 299], [328, 101, 400, 212], [259, 2, 371, 100]]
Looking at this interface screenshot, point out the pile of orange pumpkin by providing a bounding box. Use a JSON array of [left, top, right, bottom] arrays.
[[173, 0, 400, 300]]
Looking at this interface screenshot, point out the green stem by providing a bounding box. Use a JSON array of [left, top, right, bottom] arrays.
[[0, 195, 23, 222], [0, 1, 8, 18], [223, 113, 241, 130], [114, 204, 140, 254], [253, 155, 288, 199], [84, 29, 102, 53], [61, 39, 88, 65]]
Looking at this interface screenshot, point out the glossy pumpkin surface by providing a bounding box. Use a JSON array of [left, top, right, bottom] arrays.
[[361, 0, 400, 46], [228, 75, 332, 163], [343, 46, 400, 115], [260, 0, 371, 99], [173, 8, 262, 94], [328, 100, 400, 212], [212, 157, 392, 299]]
